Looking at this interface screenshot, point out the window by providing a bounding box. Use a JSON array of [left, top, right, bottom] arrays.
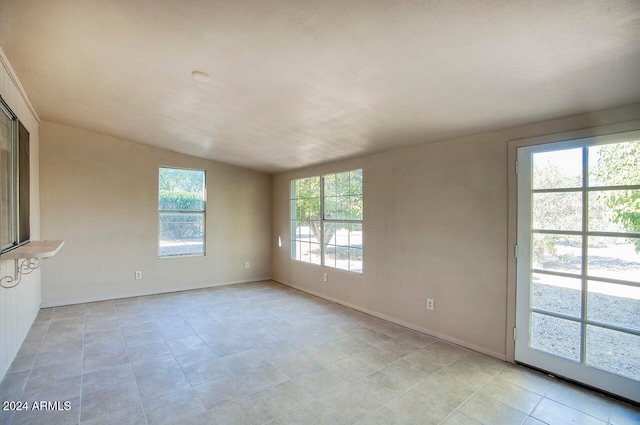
[[290, 176, 321, 265], [0, 97, 30, 253], [158, 167, 206, 257], [291, 169, 363, 272]]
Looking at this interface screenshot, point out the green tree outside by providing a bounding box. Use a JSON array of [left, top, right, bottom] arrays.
[[291, 169, 363, 247], [592, 140, 640, 251]]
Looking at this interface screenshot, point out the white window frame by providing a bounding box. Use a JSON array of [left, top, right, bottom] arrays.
[[515, 130, 640, 403], [290, 169, 363, 273], [158, 167, 206, 258], [0, 96, 29, 253]]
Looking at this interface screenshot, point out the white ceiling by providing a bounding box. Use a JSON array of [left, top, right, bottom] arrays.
[[1, 0, 639, 173]]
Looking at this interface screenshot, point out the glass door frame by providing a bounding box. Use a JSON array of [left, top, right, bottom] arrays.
[[513, 130, 640, 404]]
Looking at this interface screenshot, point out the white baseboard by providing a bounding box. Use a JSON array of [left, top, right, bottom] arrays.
[[41, 276, 507, 362], [273, 278, 507, 362], [40, 277, 273, 308]]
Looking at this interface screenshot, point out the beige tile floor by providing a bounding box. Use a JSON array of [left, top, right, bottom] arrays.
[[0, 280, 638, 425]]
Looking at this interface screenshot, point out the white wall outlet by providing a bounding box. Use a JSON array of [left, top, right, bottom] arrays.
[[135, 271, 142, 280], [244, 261, 250, 270], [426, 298, 435, 311], [323, 273, 328, 282]]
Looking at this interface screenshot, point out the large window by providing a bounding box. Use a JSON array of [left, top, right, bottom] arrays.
[[158, 167, 206, 257], [290, 169, 363, 273], [0, 97, 29, 253]]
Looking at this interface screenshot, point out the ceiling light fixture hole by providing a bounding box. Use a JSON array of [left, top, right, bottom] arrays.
[[191, 71, 211, 83]]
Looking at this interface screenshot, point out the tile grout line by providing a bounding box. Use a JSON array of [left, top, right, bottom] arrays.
[[8, 314, 49, 425], [434, 364, 506, 425], [118, 303, 151, 425], [78, 312, 85, 425], [6, 283, 638, 425], [540, 378, 615, 424], [350, 342, 458, 425]]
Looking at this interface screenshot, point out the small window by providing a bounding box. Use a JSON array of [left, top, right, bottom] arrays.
[[0, 97, 30, 253], [158, 167, 206, 257], [290, 169, 363, 273]]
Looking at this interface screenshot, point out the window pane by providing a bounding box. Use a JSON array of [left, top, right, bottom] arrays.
[[324, 196, 338, 219], [309, 242, 321, 265], [296, 199, 311, 220], [532, 192, 582, 231], [324, 170, 362, 221], [532, 234, 582, 273], [292, 176, 320, 199], [349, 195, 363, 220], [159, 212, 204, 256], [291, 177, 321, 264], [532, 273, 581, 319], [323, 174, 336, 197], [531, 313, 581, 362], [588, 140, 640, 187], [327, 196, 351, 220], [159, 168, 205, 211], [349, 247, 363, 272], [159, 168, 205, 257], [0, 106, 13, 249], [324, 244, 336, 268], [18, 122, 30, 245], [587, 281, 640, 332], [533, 148, 582, 190], [586, 326, 640, 381], [349, 223, 363, 272], [589, 190, 638, 233], [324, 222, 363, 272], [587, 236, 640, 283], [350, 169, 362, 195]]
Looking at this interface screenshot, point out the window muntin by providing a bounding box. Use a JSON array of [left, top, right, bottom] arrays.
[[0, 97, 29, 253], [290, 169, 363, 273], [158, 167, 206, 257]]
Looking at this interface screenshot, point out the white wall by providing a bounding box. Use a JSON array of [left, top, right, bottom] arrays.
[[39, 122, 272, 306], [272, 103, 640, 361], [0, 47, 41, 378]]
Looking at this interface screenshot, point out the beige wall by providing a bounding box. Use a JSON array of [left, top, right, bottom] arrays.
[[272, 103, 640, 361], [0, 47, 41, 378], [39, 122, 272, 307]]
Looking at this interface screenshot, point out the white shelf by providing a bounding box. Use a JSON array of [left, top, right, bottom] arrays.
[[2, 240, 65, 260], [1, 240, 65, 288]]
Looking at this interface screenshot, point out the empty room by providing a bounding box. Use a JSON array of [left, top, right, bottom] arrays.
[[0, 1, 639, 424]]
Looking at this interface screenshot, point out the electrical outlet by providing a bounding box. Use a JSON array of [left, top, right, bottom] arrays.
[[135, 271, 142, 280], [426, 298, 434, 311], [323, 273, 328, 282], [244, 261, 250, 270]]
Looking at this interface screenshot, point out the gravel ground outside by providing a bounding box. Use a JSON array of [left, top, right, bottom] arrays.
[[531, 281, 640, 381]]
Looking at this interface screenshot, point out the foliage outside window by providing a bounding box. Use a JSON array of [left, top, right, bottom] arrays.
[[0, 97, 29, 253], [531, 139, 640, 269], [592, 140, 640, 251], [158, 167, 205, 257], [291, 169, 363, 273]]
